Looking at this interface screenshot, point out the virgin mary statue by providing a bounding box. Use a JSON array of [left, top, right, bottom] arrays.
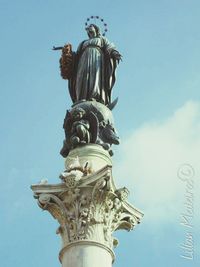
[[63, 24, 121, 106]]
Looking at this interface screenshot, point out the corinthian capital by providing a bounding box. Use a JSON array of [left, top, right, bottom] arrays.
[[31, 166, 143, 252]]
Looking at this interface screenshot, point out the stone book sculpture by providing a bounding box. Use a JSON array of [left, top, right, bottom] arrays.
[[31, 16, 143, 267]]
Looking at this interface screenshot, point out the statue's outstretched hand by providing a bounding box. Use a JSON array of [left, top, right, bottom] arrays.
[[112, 50, 122, 63]]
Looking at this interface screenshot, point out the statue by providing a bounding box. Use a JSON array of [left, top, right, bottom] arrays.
[[60, 101, 120, 157], [56, 22, 122, 105], [31, 18, 143, 265], [54, 16, 121, 157]]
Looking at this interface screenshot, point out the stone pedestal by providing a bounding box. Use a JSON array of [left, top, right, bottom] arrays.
[[31, 145, 143, 267], [65, 144, 112, 173]]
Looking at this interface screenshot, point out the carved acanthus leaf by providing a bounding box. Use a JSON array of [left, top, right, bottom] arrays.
[[31, 167, 143, 250]]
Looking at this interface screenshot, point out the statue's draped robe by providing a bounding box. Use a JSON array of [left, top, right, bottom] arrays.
[[69, 37, 118, 105]]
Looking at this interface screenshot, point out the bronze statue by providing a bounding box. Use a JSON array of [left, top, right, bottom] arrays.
[[55, 23, 121, 105], [54, 17, 121, 157]]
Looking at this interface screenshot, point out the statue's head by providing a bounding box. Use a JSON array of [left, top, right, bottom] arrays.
[[71, 107, 86, 120], [85, 16, 108, 37], [86, 24, 101, 38]]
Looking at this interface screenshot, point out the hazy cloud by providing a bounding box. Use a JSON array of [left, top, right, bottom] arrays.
[[115, 101, 200, 223]]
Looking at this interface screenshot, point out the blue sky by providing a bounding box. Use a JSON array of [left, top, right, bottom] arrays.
[[0, 1, 199, 266]]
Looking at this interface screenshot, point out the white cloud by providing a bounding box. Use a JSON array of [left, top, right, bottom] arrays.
[[114, 101, 200, 223]]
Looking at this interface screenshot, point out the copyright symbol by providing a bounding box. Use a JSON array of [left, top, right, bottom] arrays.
[[177, 164, 195, 181]]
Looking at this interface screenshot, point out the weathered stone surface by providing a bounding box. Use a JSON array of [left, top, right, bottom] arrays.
[[60, 241, 114, 267], [64, 144, 112, 173], [31, 165, 143, 266]]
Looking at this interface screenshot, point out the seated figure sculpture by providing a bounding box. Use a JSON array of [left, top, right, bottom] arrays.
[[70, 108, 90, 146]]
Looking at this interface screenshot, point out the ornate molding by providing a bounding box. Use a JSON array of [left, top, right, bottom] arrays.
[[59, 240, 116, 264]]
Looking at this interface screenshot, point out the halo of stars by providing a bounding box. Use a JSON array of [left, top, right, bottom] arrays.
[[85, 16, 108, 36]]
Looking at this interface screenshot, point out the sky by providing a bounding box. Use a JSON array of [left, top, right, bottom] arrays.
[[0, 0, 200, 266]]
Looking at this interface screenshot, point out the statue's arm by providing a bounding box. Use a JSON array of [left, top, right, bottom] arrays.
[[103, 37, 122, 63], [111, 50, 122, 63]]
